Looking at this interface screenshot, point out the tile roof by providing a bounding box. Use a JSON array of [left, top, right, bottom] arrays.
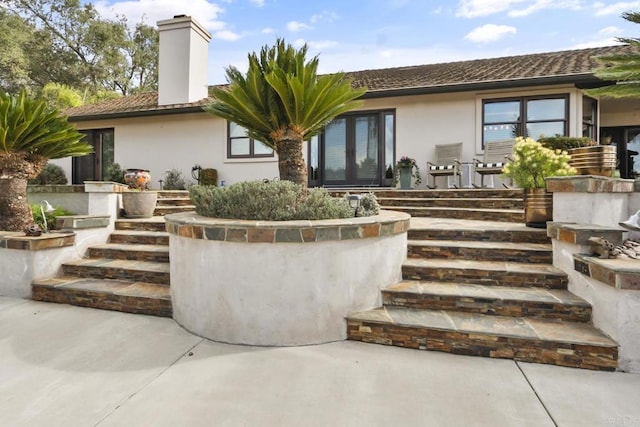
[[66, 45, 634, 121]]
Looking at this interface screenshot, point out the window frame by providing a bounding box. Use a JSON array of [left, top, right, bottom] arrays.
[[482, 94, 569, 147], [227, 122, 274, 159]]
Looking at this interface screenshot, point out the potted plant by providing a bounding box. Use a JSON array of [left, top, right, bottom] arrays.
[[501, 137, 576, 228], [538, 136, 616, 177], [122, 169, 157, 218], [395, 156, 422, 189]]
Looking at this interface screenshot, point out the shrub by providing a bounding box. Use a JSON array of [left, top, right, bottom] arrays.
[[538, 136, 596, 151], [163, 169, 188, 190], [189, 180, 374, 220], [30, 204, 75, 230], [29, 163, 68, 185], [103, 163, 126, 184]]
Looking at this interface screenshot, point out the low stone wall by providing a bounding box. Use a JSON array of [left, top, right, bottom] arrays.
[[165, 210, 410, 346]]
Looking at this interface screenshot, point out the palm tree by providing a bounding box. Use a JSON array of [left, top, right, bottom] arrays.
[[587, 12, 640, 99], [206, 39, 366, 188], [0, 90, 92, 231]]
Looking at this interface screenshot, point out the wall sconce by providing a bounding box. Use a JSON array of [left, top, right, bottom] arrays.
[[347, 194, 361, 217], [40, 200, 55, 232]]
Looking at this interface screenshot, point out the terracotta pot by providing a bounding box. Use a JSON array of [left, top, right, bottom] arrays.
[[122, 191, 157, 218], [569, 146, 617, 177], [524, 188, 552, 228]]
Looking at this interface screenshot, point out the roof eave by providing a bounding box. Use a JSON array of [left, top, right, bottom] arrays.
[[68, 105, 207, 122], [360, 73, 602, 99]]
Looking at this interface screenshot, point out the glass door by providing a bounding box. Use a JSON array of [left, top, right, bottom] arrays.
[[72, 129, 114, 184]]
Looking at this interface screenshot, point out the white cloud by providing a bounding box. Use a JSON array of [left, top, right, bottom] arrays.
[[594, 1, 640, 16], [287, 21, 312, 32], [214, 30, 240, 41], [456, 0, 581, 18], [250, 0, 265, 7], [310, 10, 339, 24], [599, 26, 623, 36], [93, 0, 225, 32], [464, 24, 516, 43], [262, 27, 275, 34], [307, 40, 339, 50]]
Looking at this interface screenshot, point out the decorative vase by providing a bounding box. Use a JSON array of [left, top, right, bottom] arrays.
[[124, 169, 152, 190], [122, 191, 158, 218], [399, 167, 413, 189], [524, 188, 553, 228], [568, 146, 616, 177]]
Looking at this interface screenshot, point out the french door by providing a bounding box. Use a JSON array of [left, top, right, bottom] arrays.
[[72, 129, 114, 184], [309, 110, 395, 187]]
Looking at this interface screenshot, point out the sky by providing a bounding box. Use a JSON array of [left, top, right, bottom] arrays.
[[87, 0, 640, 85]]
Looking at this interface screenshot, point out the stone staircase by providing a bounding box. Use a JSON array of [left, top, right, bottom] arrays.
[[345, 189, 619, 371], [31, 191, 192, 317]]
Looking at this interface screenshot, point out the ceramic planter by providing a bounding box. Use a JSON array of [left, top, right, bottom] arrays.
[[524, 188, 552, 228], [569, 146, 617, 177], [399, 167, 413, 189]]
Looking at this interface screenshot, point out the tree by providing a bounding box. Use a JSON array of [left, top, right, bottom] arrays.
[[587, 11, 640, 98], [1, 0, 158, 96], [206, 39, 366, 188], [40, 82, 84, 110], [0, 90, 92, 231], [0, 9, 34, 93]]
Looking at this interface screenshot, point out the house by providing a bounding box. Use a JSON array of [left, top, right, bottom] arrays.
[[59, 15, 640, 189]]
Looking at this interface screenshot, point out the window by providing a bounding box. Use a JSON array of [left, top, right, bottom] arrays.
[[227, 122, 274, 158], [582, 96, 598, 140], [73, 128, 114, 184], [482, 95, 568, 146]]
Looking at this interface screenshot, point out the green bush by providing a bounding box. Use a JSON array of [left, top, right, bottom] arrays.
[[162, 169, 188, 190], [538, 136, 595, 151], [30, 204, 75, 230], [29, 163, 68, 185], [189, 180, 377, 220], [103, 163, 126, 183]]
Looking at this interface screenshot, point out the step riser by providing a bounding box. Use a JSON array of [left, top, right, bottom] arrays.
[[346, 320, 617, 371], [381, 200, 523, 209], [407, 246, 552, 264], [88, 248, 169, 263], [110, 235, 169, 245], [394, 208, 524, 223], [32, 285, 172, 317], [116, 221, 166, 232], [331, 190, 524, 199], [402, 266, 567, 289], [62, 265, 170, 285], [382, 292, 591, 322], [153, 206, 195, 216], [408, 230, 549, 244], [156, 199, 192, 206], [157, 191, 190, 199]]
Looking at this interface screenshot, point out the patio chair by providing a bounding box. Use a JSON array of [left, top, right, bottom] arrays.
[[473, 139, 515, 188], [426, 142, 463, 189]]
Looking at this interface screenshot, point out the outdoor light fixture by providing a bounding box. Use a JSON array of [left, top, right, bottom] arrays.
[[347, 194, 361, 217], [40, 200, 55, 233], [620, 210, 640, 232]]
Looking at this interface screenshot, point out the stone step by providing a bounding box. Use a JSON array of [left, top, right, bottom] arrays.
[[62, 258, 170, 285], [392, 206, 524, 223], [115, 218, 166, 232], [88, 243, 170, 263], [32, 276, 171, 317], [157, 190, 190, 199], [331, 188, 524, 199], [402, 258, 568, 289], [383, 281, 591, 322], [346, 307, 618, 371], [156, 197, 193, 207], [408, 239, 552, 263], [408, 217, 549, 244], [153, 205, 196, 216], [380, 197, 523, 210], [109, 230, 169, 245]]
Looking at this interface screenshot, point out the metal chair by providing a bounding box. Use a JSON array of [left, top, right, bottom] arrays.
[[426, 142, 463, 189], [473, 139, 515, 188]]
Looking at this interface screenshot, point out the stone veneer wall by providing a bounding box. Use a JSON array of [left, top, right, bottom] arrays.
[[547, 176, 640, 373], [165, 210, 410, 346]]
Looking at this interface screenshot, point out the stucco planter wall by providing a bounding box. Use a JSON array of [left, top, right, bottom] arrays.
[[165, 210, 410, 346]]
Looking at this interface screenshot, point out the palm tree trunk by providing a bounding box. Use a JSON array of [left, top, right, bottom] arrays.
[[0, 177, 33, 231], [276, 128, 308, 188], [0, 152, 47, 231]]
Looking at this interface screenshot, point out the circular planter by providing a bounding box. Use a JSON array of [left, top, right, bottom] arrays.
[[569, 145, 617, 177], [122, 191, 157, 218], [165, 210, 410, 346], [524, 188, 553, 228]]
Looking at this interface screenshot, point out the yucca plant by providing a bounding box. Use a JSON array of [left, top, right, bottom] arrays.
[[0, 90, 92, 231], [206, 39, 366, 188]]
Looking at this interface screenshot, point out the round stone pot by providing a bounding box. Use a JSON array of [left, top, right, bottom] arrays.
[[122, 191, 157, 218], [524, 188, 553, 228], [165, 210, 410, 346]]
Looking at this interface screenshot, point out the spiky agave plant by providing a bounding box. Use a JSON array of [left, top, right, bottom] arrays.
[[0, 90, 92, 231]]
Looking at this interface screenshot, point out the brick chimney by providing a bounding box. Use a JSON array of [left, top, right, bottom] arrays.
[[157, 15, 212, 106]]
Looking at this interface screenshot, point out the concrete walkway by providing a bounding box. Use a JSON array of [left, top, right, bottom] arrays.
[[1, 297, 639, 427]]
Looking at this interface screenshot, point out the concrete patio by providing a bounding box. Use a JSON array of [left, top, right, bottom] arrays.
[[1, 297, 639, 426]]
